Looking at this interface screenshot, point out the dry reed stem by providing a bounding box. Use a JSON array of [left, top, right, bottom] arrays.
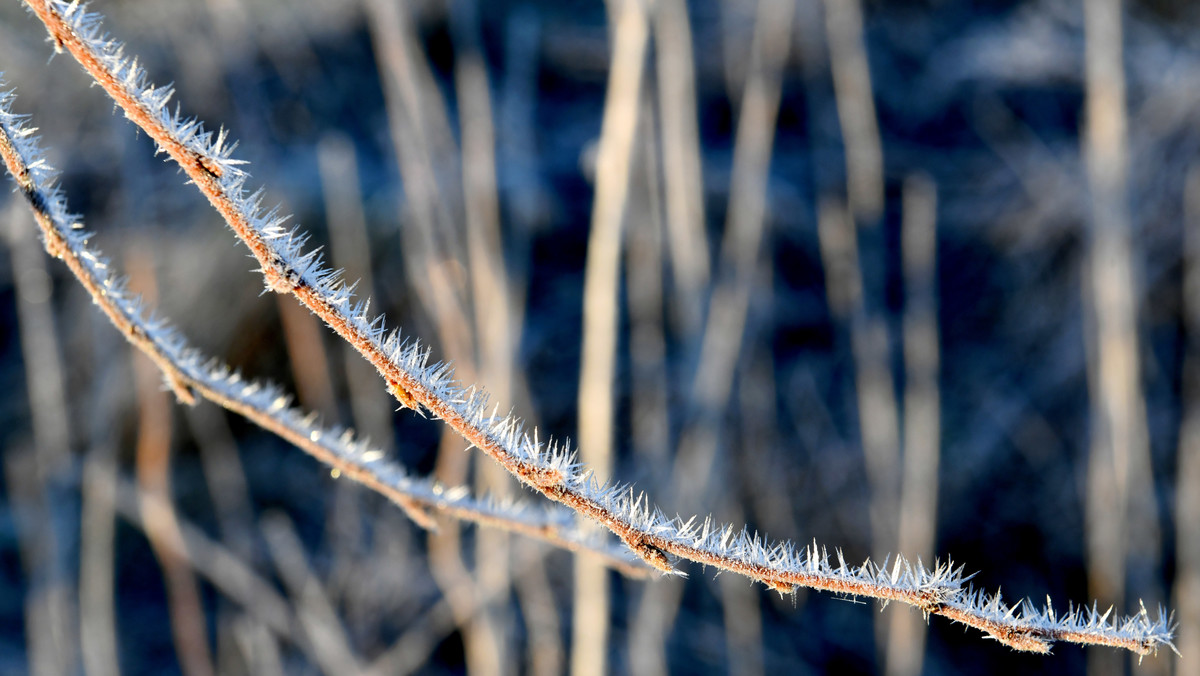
[[1081, 0, 1161, 640], [817, 196, 902, 564], [129, 252, 216, 676], [453, 2, 522, 670], [1082, 2, 1162, 672], [78, 403, 120, 676], [886, 174, 941, 676], [365, 3, 503, 667], [316, 133, 396, 453], [821, 0, 884, 222], [4, 200, 76, 676], [653, 0, 709, 334], [13, 0, 1177, 657], [574, 0, 649, 672], [632, 0, 791, 666], [2, 449, 74, 676]]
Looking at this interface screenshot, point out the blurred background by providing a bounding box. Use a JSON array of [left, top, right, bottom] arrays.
[[0, 0, 1197, 674]]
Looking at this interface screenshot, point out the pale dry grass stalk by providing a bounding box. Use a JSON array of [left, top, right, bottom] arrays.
[[816, 197, 901, 561], [3, 198, 76, 676], [1081, 2, 1162, 674], [78, 320, 122, 676], [817, 192, 902, 668], [718, 502, 766, 676], [277, 287, 339, 416], [452, 0, 529, 669], [365, 1, 508, 670], [317, 133, 396, 450], [2, 449, 75, 676], [728, 348, 784, 676], [6, 0, 1179, 660], [574, 1, 649, 672], [680, 0, 791, 507], [632, 0, 792, 669], [127, 250, 216, 676], [820, 0, 884, 223], [817, 16, 898, 632], [78, 449, 119, 676], [626, 96, 669, 474], [229, 615, 285, 676], [819, 21, 900, 656], [886, 174, 941, 676], [624, 96, 675, 676], [653, 0, 709, 336]]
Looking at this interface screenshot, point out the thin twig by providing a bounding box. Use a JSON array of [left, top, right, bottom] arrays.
[[0, 84, 651, 581], [127, 249, 216, 676]]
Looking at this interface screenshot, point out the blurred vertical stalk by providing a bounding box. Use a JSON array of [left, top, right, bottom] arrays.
[[1175, 166, 1200, 676], [491, 11, 568, 674], [363, 0, 461, 249], [276, 292, 338, 416], [627, 95, 670, 472], [229, 616, 284, 676], [317, 133, 393, 640], [886, 175, 940, 676], [454, 0, 526, 672], [185, 403, 271, 674], [655, 0, 710, 336], [820, 0, 883, 224], [127, 251, 215, 676], [365, 0, 474, 372], [624, 91, 674, 675], [631, 0, 793, 672], [816, 196, 900, 673], [5, 203, 71, 481], [818, 7, 893, 665], [5, 199, 78, 676], [80, 315, 123, 676], [818, 0, 900, 595], [1081, 4, 1161, 676], [367, 1, 508, 673], [718, 349, 780, 676], [718, 505, 766, 676], [816, 197, 900, 551], [574, 2, 648, 674], [673, 0, 792, 521], [318, 134, 396, 450]]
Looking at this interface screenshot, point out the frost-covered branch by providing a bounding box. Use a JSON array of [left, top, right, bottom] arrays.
[[19, 0, 1177, 656], [0, 84, 649, 580]]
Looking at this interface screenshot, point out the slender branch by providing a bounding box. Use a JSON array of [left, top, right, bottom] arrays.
[[0, 85, 649, 580], [16, 0, 1178, 656]]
